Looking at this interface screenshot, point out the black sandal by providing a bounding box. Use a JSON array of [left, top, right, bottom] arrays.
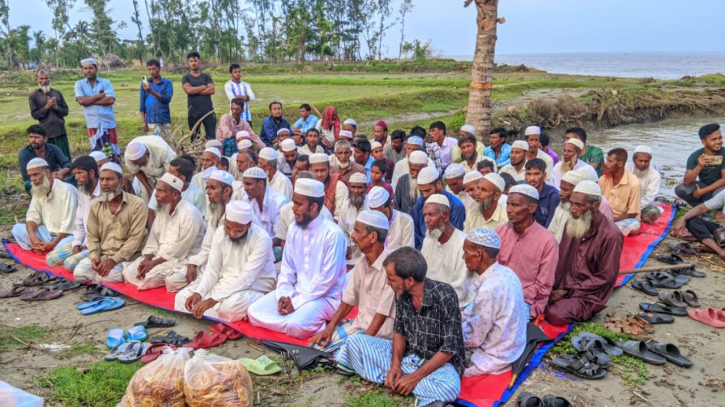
[[134, 315, 176, 328], [0, 263, 16, 274], [517, 392, 545, 407], [551, 354, 607, 379]]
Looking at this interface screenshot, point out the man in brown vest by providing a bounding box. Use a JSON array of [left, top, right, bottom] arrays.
[[310, 153, 350, 222]]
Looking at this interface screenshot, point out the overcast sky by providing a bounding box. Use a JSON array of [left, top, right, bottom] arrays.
[[9, 0, 725, 55]]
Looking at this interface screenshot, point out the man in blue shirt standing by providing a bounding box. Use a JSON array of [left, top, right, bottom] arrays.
[[411, 166, 466, 249], [140, 59, 173, 137], [259, 101, 291, 147], [484, 127, 511, 168], [74, 57, 118, 155], [292, 103, 318, 137]]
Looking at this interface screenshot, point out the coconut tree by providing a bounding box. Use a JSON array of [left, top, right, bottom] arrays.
[[33, 30, 46, 64]]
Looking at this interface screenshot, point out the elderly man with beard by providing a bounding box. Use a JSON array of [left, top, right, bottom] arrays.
[[338, 173, 369, 264], [462, 171, 483, 207], [524, 126, 554, 182], [368, 186, 414, 252], [421, 194, 473, 308], [147, 158, 206, 229], [394, 150, 428, 216], [191, 147, 221, 193], [495, 184, 559, 318], [331, 140, 365, 183], [526, 158, 560, 228], [499, 140, 529, 183], [599, 148, 642, 235], [310, 153, 349, 222], [445, 164, 475, 212], [248, 178, 347, 338], [464, 173, 508, 232], [13, 158, 78, 258], [123, 173, 204, 291], [549, 138, 587, 189], [278, 138, 299, 177], [174, 201, 276, 322], [240, 167, 288, 238], [548, 170, 583, 243], [125, 135, 177, 203], [29, 69, 71, 160], [626, 145, 662, 220], [391, 136, 435, 189], [46, 157, 101, 270], [545, 181, 622, 326], [411, 167, 466, 250], [73, 163, 147, 283], [257, 147, 293, 200], [274, 171, 334, 250]]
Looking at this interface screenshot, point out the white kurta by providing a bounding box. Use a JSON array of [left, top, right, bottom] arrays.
[[463, 203, 508, 233], [330, 180, 350, 221], [26, 180, 78, 235], [547, 205, 571, 243], [174, 224, 276, 322], [548, 159, 587, 190], [391, 157, 435, 193], [498, 163, 526, 183], [187, 210, 226, 270], [626, 163, 662, 207], [231, 180, 248, 201], [276, 201, 333, 242], [269, 170, 293, 200], [149, 183, 207, 216], [124, 135, 176, 181], [337, 198, 368, 264], [190, 172, 206, 195], [247, 215, 347, 338], [72, 182, 101, 247], [343, 250, 396, 339], [385, 210, 415, 252], [447, 186, 476, 213], [421, 228, 474, 307], [242, 188, 288, 237], [462, 262, 528, 377]]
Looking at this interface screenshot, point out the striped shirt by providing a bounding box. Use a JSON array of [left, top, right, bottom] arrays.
[[224, 80, 255, 121]]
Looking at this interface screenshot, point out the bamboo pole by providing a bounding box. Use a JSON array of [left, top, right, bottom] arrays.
[[619, 263, 696, 275]]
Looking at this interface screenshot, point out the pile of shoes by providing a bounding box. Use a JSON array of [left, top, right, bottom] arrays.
[[551, 332, 619, 380], [0, 271, 80, 301]]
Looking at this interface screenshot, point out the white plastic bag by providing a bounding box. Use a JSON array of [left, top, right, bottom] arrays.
[[0, 380, 44, 407], [183, 349, 253, 407]]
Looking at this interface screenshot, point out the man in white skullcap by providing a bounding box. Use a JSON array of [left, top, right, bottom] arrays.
[[420, 194, 473, 307], [548, 169, 583, 243], [599, 148, 642, 235], [13, 158, 79, 259], [147, 158, 206, 229], [310, 152, 350, 221], [247, 178, 347, 339], [310, 210, 396, 351], [565, 127, 605, 177], [523, 126, 554, 182], [391, 136, 434, 189], [75, 57, 119, 154], [331, 140, 365, 183], [368, 186, 414, 252], [174, 201, 276, 322], [89, 151, 108, 166], [124, 135, 177, 203], [495, 184, 559, 318], [464, 173, 508, 232], [461, 228, 527, 376], [338, 172, 369, 265], [74, 162, 148, 283], [498, 140, 529, 182], [626, 145, 662, 220], [273, 171, 334, 250], [278, 138, 299, 177], [258, 147, 293, 200], [549, 138, 587, 189], [122, 173, 204, 291], [411, 167, 466, 250], [191, 147, 221, 194], [343, 118, 357, 136], [577, 165, 615, 221], [240, 167, 288, 238], [394, 150, 429, 216], [545, 181, 622, 326], [462, 171, 483, 203], [445, 163, 475, 212]]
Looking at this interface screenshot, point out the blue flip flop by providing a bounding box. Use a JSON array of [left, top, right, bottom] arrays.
[[128, 325, 148, 341], [76, 297, 106, 310], [107, 328, 126, 348], [80, 297, 125, 315]]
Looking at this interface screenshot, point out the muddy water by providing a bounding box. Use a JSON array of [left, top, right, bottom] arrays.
[[550, 116, 725, 199]]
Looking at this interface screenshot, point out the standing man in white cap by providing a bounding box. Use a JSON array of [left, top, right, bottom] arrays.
[[274, 171, 334, 250], [240, 167, 288, 238], [147, 158, 206, 229], [247, 178, 347, 339], [258, 147, 293, 200], [310, 210, 396, 351], [412, 166, 466, 250], [464, 173, 508, 232], [495, 184, 559, 319], [599, 148, 642, 234], [394, 150, 428, 216], [498, 140, 529, 182], [549, 138, 587, 189], [391, 136, 434, 189], [278, 138, 299, 177], [484, 128, 511, 168], [217, 98, 257, 156], [545, 181, 622, 326], [123, 173, 204, 291], [74, 162, 147, 283], [461, 228, 527, 376], [445, 164, 475, 212], [626, 145, 662, 216], [338, 172, 369, 264], [331, 140, 365, 184], [75, 57, 119, 154], [368, 186, 414, 252], [310, 153, 349, 221], [525, 158, 560, 228], [13, 158, 78, 257], [421, 194, 473, 307], [191, 147, 221, 194], [124, 135, 177, 204], [175, 201, 276, 322], [429, 121, 458, 170], [524, 126, 554, 182]]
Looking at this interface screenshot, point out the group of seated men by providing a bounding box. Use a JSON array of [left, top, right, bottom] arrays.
[[14, 118, 674, 406]]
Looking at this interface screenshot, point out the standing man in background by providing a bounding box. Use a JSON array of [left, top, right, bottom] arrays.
[[75, 58, 118, 155], [29, 69, 71, 160], [224, 63, 255, 125], [182, 52, 216, 141], [139, 59, 173, 137]]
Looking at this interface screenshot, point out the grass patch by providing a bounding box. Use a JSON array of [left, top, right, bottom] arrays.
[[0, 203, 28, 225], [0, 325, 51, 350], [41, 361, 141, 407], [346, 387, 408, 407]]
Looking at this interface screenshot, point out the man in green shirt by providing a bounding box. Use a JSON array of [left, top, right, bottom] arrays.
[[565, 127, 604, 177], [675, 124, 725, 206]]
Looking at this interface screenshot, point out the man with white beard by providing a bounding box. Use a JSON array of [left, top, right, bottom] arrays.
[[338, 173, 369, 264], [420, 194, 474, 308], [464, 173, 508, 232], [548, 170, 583, 243], [549, 138, 587, 189], [73, 163, 147, 282], [545, 181, 622, 326], [13, 158, 78, 259], [394, 150, 428, 216], [626, 146, 662, 216], [391, 136, 435, 189], [29, 69, 71, 160], [190, 147, 222, 193], [258, 147, 293, 200]]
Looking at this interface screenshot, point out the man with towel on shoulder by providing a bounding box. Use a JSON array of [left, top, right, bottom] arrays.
[[124, 135, 177, 203]]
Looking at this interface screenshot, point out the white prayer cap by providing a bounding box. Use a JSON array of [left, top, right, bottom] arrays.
[[294, 178, 325, 197], [202, 166, 218, 182], [280, 138, 297, 152], [80, 57, 96, 66], [409, 150, 428, 165], [466, 228, 501, 249], [573, 180, 602, 197], [26, 158, 49, 170], [89, 151, 107, 162], [243, 167, 267, 179], [561, 170, 584, 186], [226, 201, 254, 224], [524, 126, 541, 136], [277, 128, 291, 136], [417, 167, 440, 185], [309, 153, 330, 164], [444, 163, 465, 179], [634, 145, 653, 156], [204, 147, 222, 159], [205, 140, 222, 149], [566, 138, 584, 151], [344, 118, 357, 126], [357, 210, 390, 231], [511, 140, 529, 151], [235, 131, 250, 141], [483, 173, 505, 192], [210, 169, 234, 186], [258, 147, 278, 162], [237, 139, 253, 150], [338, 130, 354, 140], [159, 173, 184, 192], [425, 193, 449, 208], [577, 165, 599, 182], [463, 171, 483, 185], [460, 124, 475, 134], [509, 184, 539, 200], [349, 172, 367, 185], [370, 141, 383, 150], [125, 141, 147, 161], [367, 186, 390, 209], [407, 136, 424, 146], [100, 162, 123, 174]]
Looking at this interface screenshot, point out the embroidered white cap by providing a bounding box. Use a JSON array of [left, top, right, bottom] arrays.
[[343, 118, 357, 126], [202, 166, 218, 182], [210, 169, 234, 186], [511, 140, 529, 151], [466, 228, 501, 249], [407, 136, 424, 146], [258, 147, 278, 162], [89, 151, 107, 162], [370, 141, 383, 150], [577, 165, 599, 182], [280, 138, 297, 152], [409, 150, 428, 165], [226, 201, 254, 224], [125, 141, 147, 161], [566, 138, 584, 151], [634, 145, 653, 156], [235, 131, 250, 141], [277, 128, 291, 136], [357, 210, 390, 230], [205, 140, 222, 149], [417, 167, 440, 185], [204, 147, 222, 159], [483, 173, 505, 192], [237, 139, 253, 150], [460, 124, 475, 135], [561, 170, 584, 186], [80, 57, 96, 66], [524, 126, 541, 136], [159, 172, 184, 192], [349, 172, 368, 184], [243, 167, 267, 179], [367, 186, 390, 209], [100, 162, 123, 174], [425, 193, 449, 208], [573, 180, 602, 197], [338, 130, 354, 139], [26, 158, 49, 170], [294, 178, 325, 197], [463, 171, 483, 186], [444, 163, 465, 179], [509, 184, 539, 200]]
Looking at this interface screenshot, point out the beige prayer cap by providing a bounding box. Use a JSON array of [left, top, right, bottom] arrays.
[[235, 131, 250, 141], [243, 167, 267, 179], [460, 124, 475, 135], [309, 153, 330, 164], [367, 186, 390, 209], [26, 158, 49, 171], [125, 141, 147, 161], [370, 141, 383, 150], [566, 138, 584, 151], [237, 139, 253, 150], [204, 147, 222, 159], [258, 147, 278, 162], [280, 138, 297, 152], [417, 167, 440, 185], [577, 165, 599, 182], [357, 210, 389, 230], [511, 140, 529, 151], [409, 150, 428, 165], [483, 173, 505, 193], [349, 172, 367, 185], [573, 180, 602, 197], [210, 170, 234, 187], [463, 171, 483, 186], [159, 173, 184, 192], [226, 201, 254, 224], [89, 151, 107, 163], [205, 140, 222, 149], [338, 130, 354, 140], [294, 178, 325, 198], [425, 193, 449, 208], [444, 163, 465, 179], [100, 162, 123, 175], [634, 145, 653, 156], [561, 170, 585, 186], [524, 126, 541, 136]]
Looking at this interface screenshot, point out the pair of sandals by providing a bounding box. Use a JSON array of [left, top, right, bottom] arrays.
[[659, 289, 699, 308], [551, 333, 618, 380], [83, 284, 119, 301], [688, 308, 725, 328], [517, 393, 571, 407], [631, 271, 691, 296], [105, 341, 149, 363], [605, 315, 653, 340], [657, 254, 707, 278], [150, 330, 191, 346], [638, 302, 687, 324], [616, 340, 692, 367], [76, 296, 125, 315]]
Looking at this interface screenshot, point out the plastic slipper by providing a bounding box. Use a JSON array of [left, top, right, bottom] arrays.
[[20, 287, 63, 301], [134, 315, 176, 328], [657, 253, 686, 265], [551, 354, 607, 380], [118, 341, 148, 364], [150, 330, 191, 346], [240, 355, 282, 376], [209, 323, 242, 340], [668, 243, 698, 257], [671, 267, 707, 278], [542, 395, 573, 407], [718, 309, 725, 323], [646, 342, 693, 368], [22, 271, 50, 287], [574, 332, 623, 356], [631, 279, 659, 296], [0, 263, 16, 273], [638, 312, 675, 324], [107, 328, 126, 348], [659, 291, 688, 308], [140, 343, 177, 364], [44, 279, 81, 291], [682, 290, 700, 308], [80, 297, 125, 315], [83, 285, 118, 300], [646, 273, 688, 289], [105, 341, 133, 361], [183, 331, 227, 350], [688, 308, 725, 328], [639, 302, 687, 316], [616, 340, 667, 365], [127, 326, 148, 341], [0, 286, 31, 298], [76, 297, 106, 310], [516, 392, 545, 407]]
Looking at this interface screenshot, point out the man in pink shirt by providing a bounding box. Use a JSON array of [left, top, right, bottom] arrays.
[[495, 184, 559, 318]]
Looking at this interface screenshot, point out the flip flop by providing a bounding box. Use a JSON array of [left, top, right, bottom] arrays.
[[657, 254, 687, 265], [688, 308, 725, 328], [639, 302, 687, 316], [183, 331, 227, 350], [76, 297, 107, 310], [646, 342, 693, 368], [107, 328, 126, 348], [574, 332, 623, 356], [0, 263, 16, 273], [551, 354, 607, 380], [22, 271, 50, 286], [80, 297, 125, 315], [668, 243, 698, 257], [118, 341, 148, 364], [631, 280, 659, 296], [542, 395, 573, 407], [134, 315, 176, 328], [240, 355, 282, 376], [646, 272, 688, 289], [20, 287, 63, 301], [516, 392, 545, 407], [127, 326, 148, 341], [638, 312, 675, 324], [140, 343, 177, 364], [659, 291, 688, 308], [0, 285, 31, 298], [615, 340, 667, 365], [209, 323, 242, 340], [682, 290, 700, 308], [105, 342, 133, 361]]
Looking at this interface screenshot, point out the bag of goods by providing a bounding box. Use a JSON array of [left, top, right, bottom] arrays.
[[117, 347, 191, 407], [183, 350, 253, 407]]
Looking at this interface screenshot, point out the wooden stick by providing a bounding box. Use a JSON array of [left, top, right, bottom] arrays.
[[619, 263, 696, 275]]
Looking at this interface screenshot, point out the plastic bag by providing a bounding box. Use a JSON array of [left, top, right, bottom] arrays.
[[117, 347, 191, 407], [0, 380, 44, 407], [616, 218, 642, 237], [183, 349, 253, 407], [641, 204, 664, 225]]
